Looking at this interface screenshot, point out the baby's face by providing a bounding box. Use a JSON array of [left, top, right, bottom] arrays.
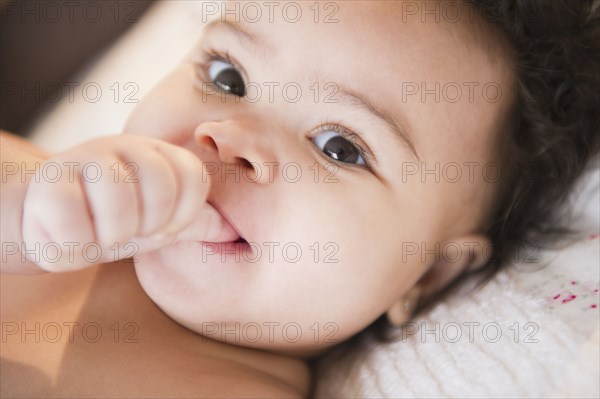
[[124, 1, 514, 354]]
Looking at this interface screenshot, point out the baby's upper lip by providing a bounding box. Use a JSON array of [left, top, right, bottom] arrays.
[[207, 200, 245, 242]]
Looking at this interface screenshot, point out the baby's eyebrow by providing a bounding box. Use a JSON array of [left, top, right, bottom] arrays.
[[203, 19, 263, 48], [337, 87, 420, 160]]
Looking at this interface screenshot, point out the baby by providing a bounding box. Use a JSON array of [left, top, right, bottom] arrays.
[[1, 0, 598, 397]]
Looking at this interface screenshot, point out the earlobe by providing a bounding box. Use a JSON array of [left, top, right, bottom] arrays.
[[415, 235, 491, 301], [386, 286, 421, 326], [386, 235, 490, 326]]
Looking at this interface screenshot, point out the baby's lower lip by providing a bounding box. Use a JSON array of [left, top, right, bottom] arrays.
[[200, 240, 252, 255], [155, 240, 257, 268]]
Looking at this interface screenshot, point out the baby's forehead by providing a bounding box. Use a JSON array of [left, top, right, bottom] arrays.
[[204, 2, 515, 136], [214, 1, 511, 84]]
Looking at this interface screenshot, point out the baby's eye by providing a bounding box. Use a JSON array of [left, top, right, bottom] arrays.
[[208, 59, 246, 97], [312, 130, 366, 166]]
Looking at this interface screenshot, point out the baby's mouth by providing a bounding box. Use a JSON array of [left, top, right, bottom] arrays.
[[201, 237, 252, 257], [205, 200, 251, 249]]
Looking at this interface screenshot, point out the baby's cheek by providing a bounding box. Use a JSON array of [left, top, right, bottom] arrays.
[[276, 197, 404, 320], [122, 95, 173, 140], [122, 67, 204, 142]]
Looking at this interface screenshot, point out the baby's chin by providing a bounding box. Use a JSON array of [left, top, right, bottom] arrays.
[[131, 246, 257, 326], [130, 251, 340, 355]]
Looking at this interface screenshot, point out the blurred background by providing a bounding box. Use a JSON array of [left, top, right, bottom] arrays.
[[1, 0, 154, 136]]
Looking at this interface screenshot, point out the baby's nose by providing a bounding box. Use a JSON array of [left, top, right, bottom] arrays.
[[194, 120, 277, 184]]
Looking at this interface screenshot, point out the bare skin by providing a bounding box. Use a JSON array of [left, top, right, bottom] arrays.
[[1, 261, 311, 398]]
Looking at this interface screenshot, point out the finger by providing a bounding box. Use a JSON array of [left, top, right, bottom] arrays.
[[153, 143, 208, 234], [117, 147, 178, 236], [22, 174, 96, 270], [129, 203, 238, 252], [175, 203, 239, 243], [81, 157, 139, 247]]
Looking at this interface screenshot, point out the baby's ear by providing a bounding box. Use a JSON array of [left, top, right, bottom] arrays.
[[386, 235, 491, 326], [416, 235, 491, 300]]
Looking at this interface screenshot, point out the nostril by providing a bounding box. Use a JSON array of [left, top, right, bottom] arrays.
[[236, 157, 254, 169], [236, 157, 260, 180], [236, 157, 253, 170], [198, 136, 218, 151]]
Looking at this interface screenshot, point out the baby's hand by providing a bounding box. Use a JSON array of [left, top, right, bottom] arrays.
[[21, 135, 234, 272]]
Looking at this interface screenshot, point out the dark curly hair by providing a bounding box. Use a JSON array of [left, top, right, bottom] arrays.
[[336, 0, 600, 348]]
